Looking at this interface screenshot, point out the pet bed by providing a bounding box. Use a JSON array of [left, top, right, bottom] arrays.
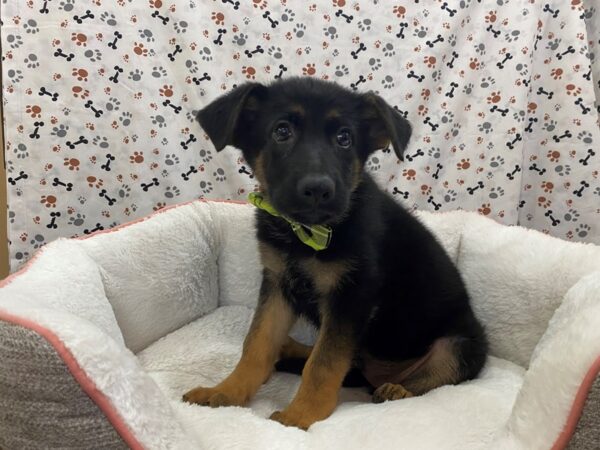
[[0, 200, 599, 450]]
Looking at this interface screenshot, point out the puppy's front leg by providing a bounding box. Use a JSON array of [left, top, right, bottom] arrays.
[[270, 314, 354, 430], [183, 275, 295, 407]]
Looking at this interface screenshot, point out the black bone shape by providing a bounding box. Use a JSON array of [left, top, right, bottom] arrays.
[[427, 196, 441, 211], [556, 45, 575, 61], [351, 42, 366, 59], [109, 65, 123, 83], [180, 134, 197, 150], [552, 130, 572, 142], [350, 75, 366, 90], [445, 81, 458, 98], [47, 211, 61, 230], [496, 53, 513, 69], [405, 149, 424, 162], [467, 181, 484, 195], [239, 166, 253, 177], [525, 117, 538, 133], [101, 153, 115, 171], [394, 107, 409, 119], [490, 105, 509, 116], [29, 121, 44, 139], [163, 99, 182, 114], [506, 165, 521, 180], [519, 200, 526, 208], [244, 45, 265, 58], [99, 189, 116, 206], [84, 100, 103, 118], [506, 133, 523, 150], [141, 178, 160, 192], [52, 177, 73, 191], [182, 166, 198, 181], [275, 64, 288, 79], [192, 73, 211, 85], [54, 48, 75, 61], [407, 70, 425, 82], [426, 34, 444, 48], [84, 223, 104, 234], [222, 0, 240, 10], [40, 1, 49, 14], [583, 68, 592, 81], [168, 44, 182, 62], [446, 51, 459, 68], [441, 2, 457, 17], [533, 34, 542, 51], [213, 28, 227, 45], [396, 22, 408, 39], [536, 86, 554, 99], [432, 163, 443, 180], [520, 77, 530, 87], [528, 163, 547, 175], [392, 187, 409, 199], [262, 11, 279, 28], [543, 4, 559, 18], [335, 9, 353, 23], [39, 86, 59, 101], [66, 135, 89, 149], [579, 149, 595, 166], [107, 31, 123, 50], [423, 116, 439, 131], [74, 10, 94, 24], [573, 180, 590, 197], [151, 10, 169, 25], [486, 25, 501, 38], [574, 97, 591, 114], [7, 171, 28, 185], [544, 209, 560, 226]]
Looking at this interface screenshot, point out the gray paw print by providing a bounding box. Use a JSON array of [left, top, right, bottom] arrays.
[[369, 57, 382, 71], [199, 47, 213, 61], [450, 123, 461, 137], [594, 187, 600, 196], [186, 59, 199, 73], [294, 24, 306, 38], [119, 112, 132, 126], [577, 131, 593, 144], [513, 110, 526, 122], [106, 97, 121, 112], [366, 156, 381, 171], [546, 38, 561, 51], [564, 208, 580, 222], [382, 43, 395, 57], [444, 190, 457, 203], [51, 124, 69, 138], [543, 120, 557, 132], [7, 69, 23, 84], [504, 30, 520, 42], [151, 115, 166, 128], [152, 66, 168, 78], [232, 33, 248, 46], [428, 147, 441, 158], [447, 34, 457, 46], [84, 49, 102, 62], [24, 54, 39, 69], [68, 213, 86, 226], [480, 76, 496, 88], [138, 29, 155, 42], [281, 8, 295, 22], [93, 136, 110, 148], [59, 0, 75, 11], [575, 224, 591, 238], [515, 63, 528, 76], [413, 26, 428, 38], [173, 20, 188, 33], [161, 137, 169, 145], [199, 148, 213, 162], [118, 185, 131, 199], [14, 251, 30, 262], [8, 211, 15, 224], [431, 70, 442, 82], [78, 196, 87, 205], [474, 43, 486, 55], [165, 154, 180, 166], [268, 46, 283, 59], [30, 234, 45, 249], [128, 69, 143, 81], [463, 83, 474, 95], [100, 11, 117, 25], [15, 187, 24, 197], [6, 34, 23, 49], [357, 19, 372, 31], [441, 111, 454, 124], [23, 19, 39, 34], [334, 65, 349, 77], [323, 26, 338, 39], [381, 75, 395, 89], [14, 143, 29, 159], [131, 203, 138, 212], [488, 187, 505, 199], [165, 186, 181, 198], [199, 181, 213, 194], [478, 122, 493, 134], [213, 168, 226, 181], [555, 164, 571, 176]]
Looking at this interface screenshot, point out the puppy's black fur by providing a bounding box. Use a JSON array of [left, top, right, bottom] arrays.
[[192, 77, 487, 426]]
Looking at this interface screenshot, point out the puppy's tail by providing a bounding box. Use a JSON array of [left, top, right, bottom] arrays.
[[275, 358, 370, 388]]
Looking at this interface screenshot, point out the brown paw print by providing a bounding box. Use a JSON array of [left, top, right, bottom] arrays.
[[40, 195, 57, 208], [25, 104, 42, 118], [63, 157, 80, 171], [252, 0, 268, 9], [153, 202, 166, 211], [71, 32, 88, 46], [211, 11, 225, 25], [421, 184, 432, 195], [527, 102, 538, 113], [417, 104, 429, 116], [421, 88, 431, 100], [485, 10, 497, 23], [541, 181, 554, 193], [469, 58, 481, 70], [423, 56, 436, 68], [550, 68, 563, 80], [477, 203, 492, 215], [537, 196, 551, 208], [547, 150, 560, 162], [486, 91, 501, 104], [242, 66, 256, 79], [393, 5, 406, 17], [457, 158, 471, 170], [402, 168, 417, 181], [159, 84, 174, 97], [86, 176, 103, 188], [130, 151, 144, 163], [565, 84, 582, 96], [302, 63, 316, 76], [72, 68, 89, 82], [133, 42, 148, 56]]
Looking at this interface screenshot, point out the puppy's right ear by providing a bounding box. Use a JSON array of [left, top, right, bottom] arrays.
[[196, 83, 267, 151]]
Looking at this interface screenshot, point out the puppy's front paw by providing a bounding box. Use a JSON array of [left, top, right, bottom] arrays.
[[372, 382, 414, 403], [269, 409, 315, 430], [182, 386, 242, 408]]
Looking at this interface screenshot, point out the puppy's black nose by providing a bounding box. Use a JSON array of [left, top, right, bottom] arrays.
[[297, 175, 335, 204]]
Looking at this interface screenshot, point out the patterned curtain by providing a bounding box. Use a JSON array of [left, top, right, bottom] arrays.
[[1, 0, 599, 271]]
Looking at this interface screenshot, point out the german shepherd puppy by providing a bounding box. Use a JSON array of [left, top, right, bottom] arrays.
[[183, 78, 487, 430]]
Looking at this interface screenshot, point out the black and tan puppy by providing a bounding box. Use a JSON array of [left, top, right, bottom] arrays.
[[183, 78, 487, 430]]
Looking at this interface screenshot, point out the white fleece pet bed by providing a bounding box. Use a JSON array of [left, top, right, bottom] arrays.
[[0, 200, 599, 450]]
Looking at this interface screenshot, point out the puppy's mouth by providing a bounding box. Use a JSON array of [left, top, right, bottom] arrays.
[[286, 209, 335, 226]]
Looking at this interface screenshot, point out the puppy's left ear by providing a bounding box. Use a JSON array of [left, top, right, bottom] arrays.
[[362, 93, 412, 161]]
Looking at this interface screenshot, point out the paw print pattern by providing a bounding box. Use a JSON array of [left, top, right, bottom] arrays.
[[128, 69, 143, 81]]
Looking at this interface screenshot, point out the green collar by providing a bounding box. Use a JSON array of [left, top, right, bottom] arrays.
[[248, 192, 332, 251]]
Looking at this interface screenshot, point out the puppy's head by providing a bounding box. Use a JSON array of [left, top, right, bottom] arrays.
[[197, 78, 411, 225]]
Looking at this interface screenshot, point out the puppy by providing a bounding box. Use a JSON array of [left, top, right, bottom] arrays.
[[183, 78, 487, 430]]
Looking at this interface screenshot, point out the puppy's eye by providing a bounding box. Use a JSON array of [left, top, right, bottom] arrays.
[[273, 122, 293, 142], [336, 129, 353, 148]]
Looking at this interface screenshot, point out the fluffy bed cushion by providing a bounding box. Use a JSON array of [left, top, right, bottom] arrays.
[[0, 200, 599, 450]]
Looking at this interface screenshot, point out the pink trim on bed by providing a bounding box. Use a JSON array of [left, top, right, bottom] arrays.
[[551, 354, 600, 450]]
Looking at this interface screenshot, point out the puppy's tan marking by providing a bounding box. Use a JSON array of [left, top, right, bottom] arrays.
[[301, 257, 354, 296], [259, 241, 286, 277], [325, 108, 341, 120], [252, 152, 268, 191], [280, 336, 313, 360], [289, 104, 305, 116]]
